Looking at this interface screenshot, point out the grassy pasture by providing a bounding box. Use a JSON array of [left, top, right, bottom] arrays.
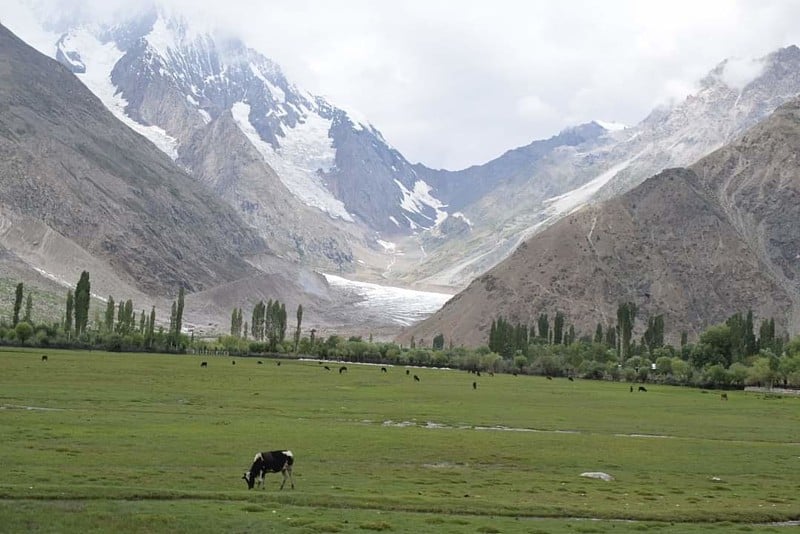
[[0, 347, 798, 533]]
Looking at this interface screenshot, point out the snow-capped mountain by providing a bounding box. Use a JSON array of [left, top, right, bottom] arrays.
[[403, 45, 800, 289], [7, 0, 800, 300], [3, 2, 453, 277]]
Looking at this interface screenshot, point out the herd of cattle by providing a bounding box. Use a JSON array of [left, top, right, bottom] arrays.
[[31, 353, 732, 491]]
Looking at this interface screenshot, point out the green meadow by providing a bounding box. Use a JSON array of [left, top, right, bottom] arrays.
[[0, 348, 798, 533]]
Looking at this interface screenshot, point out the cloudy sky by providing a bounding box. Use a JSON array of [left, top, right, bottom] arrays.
[[9, 0, 800, 169]]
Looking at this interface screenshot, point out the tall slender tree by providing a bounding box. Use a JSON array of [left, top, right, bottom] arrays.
[[147, 306, 156, 347], [105, 297, 115, 333], [65, 290, 74, 334], [553, 312, 565, 345], [23, 292, 33, 324], [74, 271, 91, 335], [12, 282, 23, 326], [617, 302, 637, 361], [175, 287, 185, 342], [294, 304, 303, 353]]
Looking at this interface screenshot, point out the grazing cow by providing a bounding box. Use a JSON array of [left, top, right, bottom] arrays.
[[476, 371, 481, 377], [546, 376, 552, 380], [720, 393, 728, 401], [232, 360, 236, 365], [41, 355, 48, 362], [277, 361, 281, 366], [568, 377, 574, 382], [638, 386, 647, 392], [489, 372, 494, 377], [257, 361, 263, 365], [472, 381, 477, 390], [406, 369, 410, 375], [201, 361, 208, 368], [242, 450, 295, 490], [512, 372, 518, 376], [381, 367, 387, 373], [630, 385, 633, 392], [413, 374, 420, 382], [339, 366, 348, 374], [324, 365, 331, 371]]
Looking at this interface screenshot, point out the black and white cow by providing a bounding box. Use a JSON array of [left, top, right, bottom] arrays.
[[242, 450, 295, 490]]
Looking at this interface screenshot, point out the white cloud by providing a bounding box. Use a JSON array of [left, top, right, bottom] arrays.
[[7, 0, 800, 169]]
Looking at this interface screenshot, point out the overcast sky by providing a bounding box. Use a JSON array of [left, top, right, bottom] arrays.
[[12, 0, 800, 169]]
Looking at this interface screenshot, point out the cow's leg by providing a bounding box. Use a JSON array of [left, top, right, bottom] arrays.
[[259, 471, 266, 489], [281, 465, 294, 489]]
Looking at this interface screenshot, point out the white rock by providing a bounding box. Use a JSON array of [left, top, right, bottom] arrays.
[[580, 471, 615, 481]]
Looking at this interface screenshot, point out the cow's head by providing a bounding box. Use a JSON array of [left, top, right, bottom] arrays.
[[242, 471, 255, 489]]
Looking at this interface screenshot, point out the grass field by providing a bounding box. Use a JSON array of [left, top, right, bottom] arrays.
[[1, 347, 798, 533]]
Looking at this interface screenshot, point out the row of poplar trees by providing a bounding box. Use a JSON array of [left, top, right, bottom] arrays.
[[488, 302, 665, 360], [229, 300, 304, 352]]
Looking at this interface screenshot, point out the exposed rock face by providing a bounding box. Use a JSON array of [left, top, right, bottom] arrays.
[[9, 5, 800, 297], [0, 23, 266, 299], [406, 46, 800, 289], [401, 98, 800, 347]]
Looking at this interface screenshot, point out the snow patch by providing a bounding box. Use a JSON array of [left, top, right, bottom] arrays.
[[395, 179, 448, 226], [53, 28, 179, 159], [145, 16, 180, 60], [377, 239, 397, 252], [231, 102, 352, 221], [543, 154, 640, 216], [595, 120, 627, 131], [249, 62, 287, 103]]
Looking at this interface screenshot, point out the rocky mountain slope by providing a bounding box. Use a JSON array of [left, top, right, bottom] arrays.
[[403, 46, 800, 290], [0, 23, 266, 296], [402, 97, 800, 347], [8, 3, 800, 298]]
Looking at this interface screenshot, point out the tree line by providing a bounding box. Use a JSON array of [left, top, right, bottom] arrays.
[[1, 272, 187, 352], [3, 277, 800, 389]]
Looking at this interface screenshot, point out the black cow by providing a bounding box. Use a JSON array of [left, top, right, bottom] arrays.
[[201, 361, 208, 368], [406, 369, 410, 375], [339, 366, 347, 374], [720, 393, 728, 401], [277, 361, 281, 366], [242, 450, 295, 490], [232, 360, 236, 365], [381, 367, 387, 373], [324, 365, 331, 371], [41, 355, 48, 362], [472, 381, 477, 390], [568, 377, 574, 382], [638, 386, 647, 392], [257, 361, 263, 365], [413, 374, 420, 382]]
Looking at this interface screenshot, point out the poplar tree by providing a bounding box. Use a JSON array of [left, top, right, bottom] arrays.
[[594, 323, 604, 344], [169, 301, 177, 345], [175, 287, 185, 342], [294, 304, 303, 352], [12, 282, 23, 326], [124, 300, 133, 334], [553, 312, 565, 345], [105, 297, 115, 332], [617, 302, 637, 361], [537, 313, 549, 341], [65, 290, 74, 334], [147, 306, 156, 346], [74, 271, 91, 335], [23, 293, 32, 324]]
